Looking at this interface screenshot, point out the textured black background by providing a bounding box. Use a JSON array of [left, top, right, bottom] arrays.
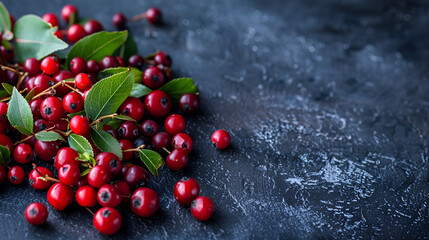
[[1, 0, 429, 239]]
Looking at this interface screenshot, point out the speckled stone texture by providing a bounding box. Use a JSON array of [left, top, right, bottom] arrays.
[[1, 0, 429, 239]]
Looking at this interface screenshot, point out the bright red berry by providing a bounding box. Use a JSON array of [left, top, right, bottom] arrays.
[[35, 140, 61, 161], [40, 57, 60, 75], [112, 13, 126, 28], [70, 57, 87, 75], [87, 165, 111, 188], [211, 130, 231, 149], [123, 165, 149, 188], [70, 115, 90, 135], [52, 70, 74, 96], [75, 73, 91, 90], [84, 20, 103, 35], [153, 52, 172, 67], [165, 149, 188, 170], [0, 103, 7, 123], [142, 66, 166, 89], [119, 97, 144, 121], [29, 166, 53, 190], [179, 93, 200, 114], [63, 92, 84, 113], [47, 182, 74, 210], [67, 24, 86, 44], [130, 188, 159, 217], [55, 147, 79, 170], [33, 74, 53, 95], [164, 114, 186, 136], [152, 132, 171, 150], [24, 58, 41, 76], [8, 166, 25, 184], [54, 29, 63, 40], [0, 134, 14, 153], [58, 163, 80, 185], [174, 178, 200, 206], [191, 196, 214, 221], [25, 203, 48, 225], [61, 4, 78, 22], [76, 185, 97, 207], [140, 120, 159, 138], [40, 97, 64, 122], [13, 143, 33, 164], [97, 184, 122, 207], [93, 207, 122, 235], [117, 121, 139, 141], [146, 8, 162, 25], [171, 133, 193, 153], [42, 13, 59, 27], [95, 152, 121, 177], [144, 90, 171, 118], [118, 139, 134, 161]]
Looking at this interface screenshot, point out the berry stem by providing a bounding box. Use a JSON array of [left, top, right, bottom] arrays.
[[123, 144, 146, 153], [16, 72, 29, 90], [31, 80, 67, 100], [38, 175, 60, 183], [162, 147, 171, 154], [0, 64, 23, 75], [131, 12, 147, 21], [85, 207, 95, 216], [14, 134, 34, 146], [63, 83, 82, 94], [90, 113, 118, 126]]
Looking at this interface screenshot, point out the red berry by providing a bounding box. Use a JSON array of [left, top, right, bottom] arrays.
[[40, 57, 60, 75], [40, 97, 64, 122], [93, 207, 122, 235], [24, 58, 41, 76], [0, 164, 4, 184], [55, 147, 79, 170], [54, 29, 63, 40], [165, 149, 188, 170], [113, 181, 131, 203], [84, 20, 103, 35], [29, 166, 53, 190], [29, 99, 43, 118], [112, 13, 127, 29], [42, 13, 59, 27], [140, 119, 159, 138], [70, 57, 87, 75], [67, 24, 86, 44], [75, 73, 91, 90], [87, 165, 111, 188], [152, 132, 171, 150], [117, 121, 139, 141], [58, 163, 80, 185], [76, 185, 97, 207], [100, 56, 119, 70], [171, 133, 193, 153], [47, 182, 74, 210], [25, 203, 48, 225], [144, 90, 171, 118], [76, 175, 89, 188], [142, 66, 166, 89], [97, 184, 122, 207], [7, 166, 25, 184], [53, 70, 74, 96], [52, 119, 68, 132], [153, 52, 172, 67], [0, 134, 14, 153], [118, 139, 134, 161], [34, 119, 50, 132], [146, 8, 162, 25], [164, 114, 186, 136], [123, 165, 149, 188], [95, 152, 121, 177], [13, 143, 33, 164], [116, 56, 125, 67], [174, 178, 200, 206], [33, 74, 53, 95], [211, 130, 231, 149], [179, 93, 200, 114], [191, 196, 214, 221], [102, 125, 117, 138], [130, 188, 159, 217], [35, 140, 61, 161], [0, 102, 7, 122], [63, 92, 84, 113], [61, 4, 78, 22], [83, 88, 91, 100], [128, 54, 144, 69], [86, 60, 100, 74], [70, 115, 90, 135], [119, 97, 144, 121]]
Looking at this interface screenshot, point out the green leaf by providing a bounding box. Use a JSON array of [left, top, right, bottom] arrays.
[[0, 145, 10, 166], [159, 78, 197, 103], [35, 130, 65, 142], [14, 15, 68, 63], [98, 67, 142, 83], [24, 88, 36, 102], [1, 83, 13, 95], [113, 115, 136, 122], [0, 2, 12, 40], [130, 83, 152, 98], [106, 119, 122, 129], [80, 168, 91, 177], [7, 87, 33, 135], [114, 33, 138, 61], [90, 127, 122, 160], [139, 149, 163, 176], [66, 31, 128, 69], [67, 110, 86, 119], [0, 88, 9, 99], [68, 133, 93, 156], [85, 69, 134, 122]]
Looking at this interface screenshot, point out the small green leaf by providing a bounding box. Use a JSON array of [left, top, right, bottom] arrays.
[[139, 149, 163, 176], [66, 31, 128, 68], [114, 115, 136, 122], [0, 2, 12, 40], [159, 78, 197, 103], [8, 87, 33, 135], [68, 133, 93, 156], [80, 168, 91, 177], [114, 33, 138, 61], [98, 67, 142, 83], [106, 119, 122, 129], [90, 127, 122, 160], [85, 69, 134, 122], [1, 83, 13, 95], [0, 88, 9, 99], [35, 130, 65, 142], [67, 110, 86, 119], [130, 83, 152, 98], [14, 15, 68, 63], [0, 145, 10, 166], [24, 88, 36, 102]]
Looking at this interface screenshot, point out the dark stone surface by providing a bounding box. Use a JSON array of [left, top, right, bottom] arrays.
[[1, 0, 429, 239]]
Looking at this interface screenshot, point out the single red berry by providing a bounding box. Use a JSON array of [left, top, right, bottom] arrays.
[[116, 56, 125, 67], [140, 120, 159, 138], [88, 165, 111, 188], [61, 4, 78, 22], [128, 54, 144, 69], [0, 122, 6, 134], [152, 132, 171, 150], [95, 152, 121, 177], [5, 70, 18, 85], [84, 20, 103, 35], [123, 165, 149, 188], [0, 164, 5, 184], [179, 93, 200, 114], [144, 90, 171, 118], [118, 139, 134, 161], [70, 57, 87, 75], [70, 115, 90, 135], [35, 140, 61, 161], [40, 57, 60, 75], [112, 13, 127, 28], [165, 149, 188, 171], [93, 207, 122, 235], [33, 74, 53, 95], [86, 60, 100, 74], [83, 88, 91, 100], [146, 8, 162, 25], [29, 99, 43, 118], [55, 147, 80, 170], [22, 76, 34, 91], [24, 58, 42, 76], [13, 143, 33, 164], [117, 121, 139, 141], [113, 181, 131, 203], [0, 102, 7, 122], [25, 203, 48, 225], [54, 29, 63, 40], [102, 125, 117, 138], [142, 66, 166, 89], [0, 46, 13, 62], [58, 163, 80, 185], [76, 185, 97, 207], [130, 188, 159, 217], [63, 92, 84, 113], [67, 24, 86, 44], [211, 130, 231, 149], [174, 178, 200, 206], [171, 133, 193, 153], [8, 166, 25, 184], [191, 196, 214, 221], [119, 97, 144, 121], [75, 73, 91, 90], [34, 119, 50, 132], [29, 166, 53, 190], [100, 56, 119, 70], [153, 52, 172, 67], [164, 114, 186, 136], [87, 73, 98, 84], [40, 97, 64, 122], [120, 163, 133, 178], [42, 13, 59, 27], [0, 134, 14, 153], [47, 182, 74, 210], [52, 119, 68, 132], [53, 70, 75, 96], [97, 184, 122, 207]]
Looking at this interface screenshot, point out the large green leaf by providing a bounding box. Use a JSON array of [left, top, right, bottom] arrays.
[[130, 83, 152, 98], [68, 133, 93, 156], [0, 145, 10, 166], [139, 149, 163, 176], [98, 67, 142, 83], [7, 87, 33, 135], [14, 15, 68, 63], [0, 2, 12, 40], [66, 31, 128, 68], [114, 33, 138, 61], [159, 78, 198, 103], [90, 127, 122, 160], [84, 69, 134, 122], [35, 130, 65, 142]]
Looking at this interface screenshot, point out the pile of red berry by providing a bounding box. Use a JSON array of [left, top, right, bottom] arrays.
[[0, 3, 231, 235]]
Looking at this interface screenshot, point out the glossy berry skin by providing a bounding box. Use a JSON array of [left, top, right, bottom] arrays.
[[61, 4, 78, 22], [179, 93, 200, 114], [191, 196, 214, 221], [54, 29, 63, 40], [166, 149, 188, 171], [0, 134, 14, 153], [55, 147, 80, 170], [119, 97, 144, 121], [174, 178, 200, 206], [70, 115, 90, 135], [0, 102, 7, 122], [112, 13, 126, 28], [113, 181, 131, 203], [86, 60, 100, 74], [118, 121, 139, 141], [116, 56, 125, 67], [164, 114, 186, 136], [70, 57, 87, 75], [211, 130, 231, 149], [75, 73, 91, 90], [95, 152, 121, 177], [47, 183, 74, 210], [100, 56, 119, 70], [152, 132, 171, 150], [118, 139, 134, 161], [76, 185, 97, 207], [142, 66, 166, 89], [123, 165, 149, 188], [84, 20, 103, 35], [13, 143, 33, 164], [144, 90, 171, 118], [97, 184, 122, 207], [52, 119, 68, 132], [42, 13, 59, 27], [8, 166, 25, 184], [35, 140, 61, 161], [146, 7, 162, 25], [172, 133, 193, 153], [40, 97, 64, 122], [33, 74, 53, 95], [53, 70, 74, 96], [34, 119, 49, 133], [24, 58, 41, 76], [0, 165, 4, 184], [130, 188, 159, 217], [103, 125, 117, 138], [29, 167, 53, 190], [5, 70, 18, 85], [25, 203, 48, 225], [93, 207, 122, 235], [128, 54, 144, 69], [63, 92, 84, 113], [140, 120, 159, 138], [40, 57, 60, 75], [133, 136, 152, 150], [88, 165, 111, 188], [67, 24, 86, 44], [58, 164, 80, 185], [154, 52, 172, 67]]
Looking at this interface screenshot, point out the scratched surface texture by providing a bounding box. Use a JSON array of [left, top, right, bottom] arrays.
[[1, 0, 429, 239]]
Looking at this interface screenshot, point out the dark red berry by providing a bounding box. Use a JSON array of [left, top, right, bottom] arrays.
[[88, 165, 111, 188], [13, 143, 33, 164], [5, 70, 18, 85], [29, 166, 53, 190], [118, 139, 134, 161], [211, 130, 231, 149], [42, 13, 59, 27], [144, 90, 171, 118], [35, 140, 61, 161], [70, 115, 90, 135], [34, 118, 50, 132], [52, 119, 68, 132], [153, 52, 172, 67], [67, 24, 86, 44], [117, 121, 139, 141], [128, 54, 144, 69], [24, 58, 41, 76], [84, 20, 103, 35], [112, 13, 127, 29], [165, 149, 188, 171], [0, 46, 14, 62], [25, 203, 48, 225], [123, 165, 149, 188], [0, 165, 5, 184], [58, 163, 80, 185], [146, 8, 162, 25], [40, 97, 63, 122], [76, 175, 89, 188], [113, 181, 131, 203], [142, 66, 166, 89], [87, 73, 98, 84], [95, 152, 121, 177], [100, 56, 119, 70], [61, 4, 78, 23], [0, 102, 7, 122], [116, 56, 125, 67], [171, 133, 193, 153], [8, 166, 25, 184], [63, 92, 84, 113], [97, 184, 122, 207], [133, 136, 152, 149], [86, 60, 100, 74], [55, 147, 80, 170], [102, 125, 117, 138], [75, 73, 91, 90], [40, 57, 60, 75], [93, 207, 122, 235], [174, 178, 200, 206], [70, 57, 87, 75], [164, 114, 186, 136], [0, 122, 6, 134], [130, 188, 159, 217], [33, 75, 53, 95], [47, 182, 74, 210], [0, 134, 14, 153], [119, 97, 144, 121], [76, 185, 97, 207], [140, 120, 159, 138], [29, 99, 42, 118], [179, 93, 200, 114], [191, 196, 214, 221], [53, 70, 74, 96], [152, 132, 171, 150]]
